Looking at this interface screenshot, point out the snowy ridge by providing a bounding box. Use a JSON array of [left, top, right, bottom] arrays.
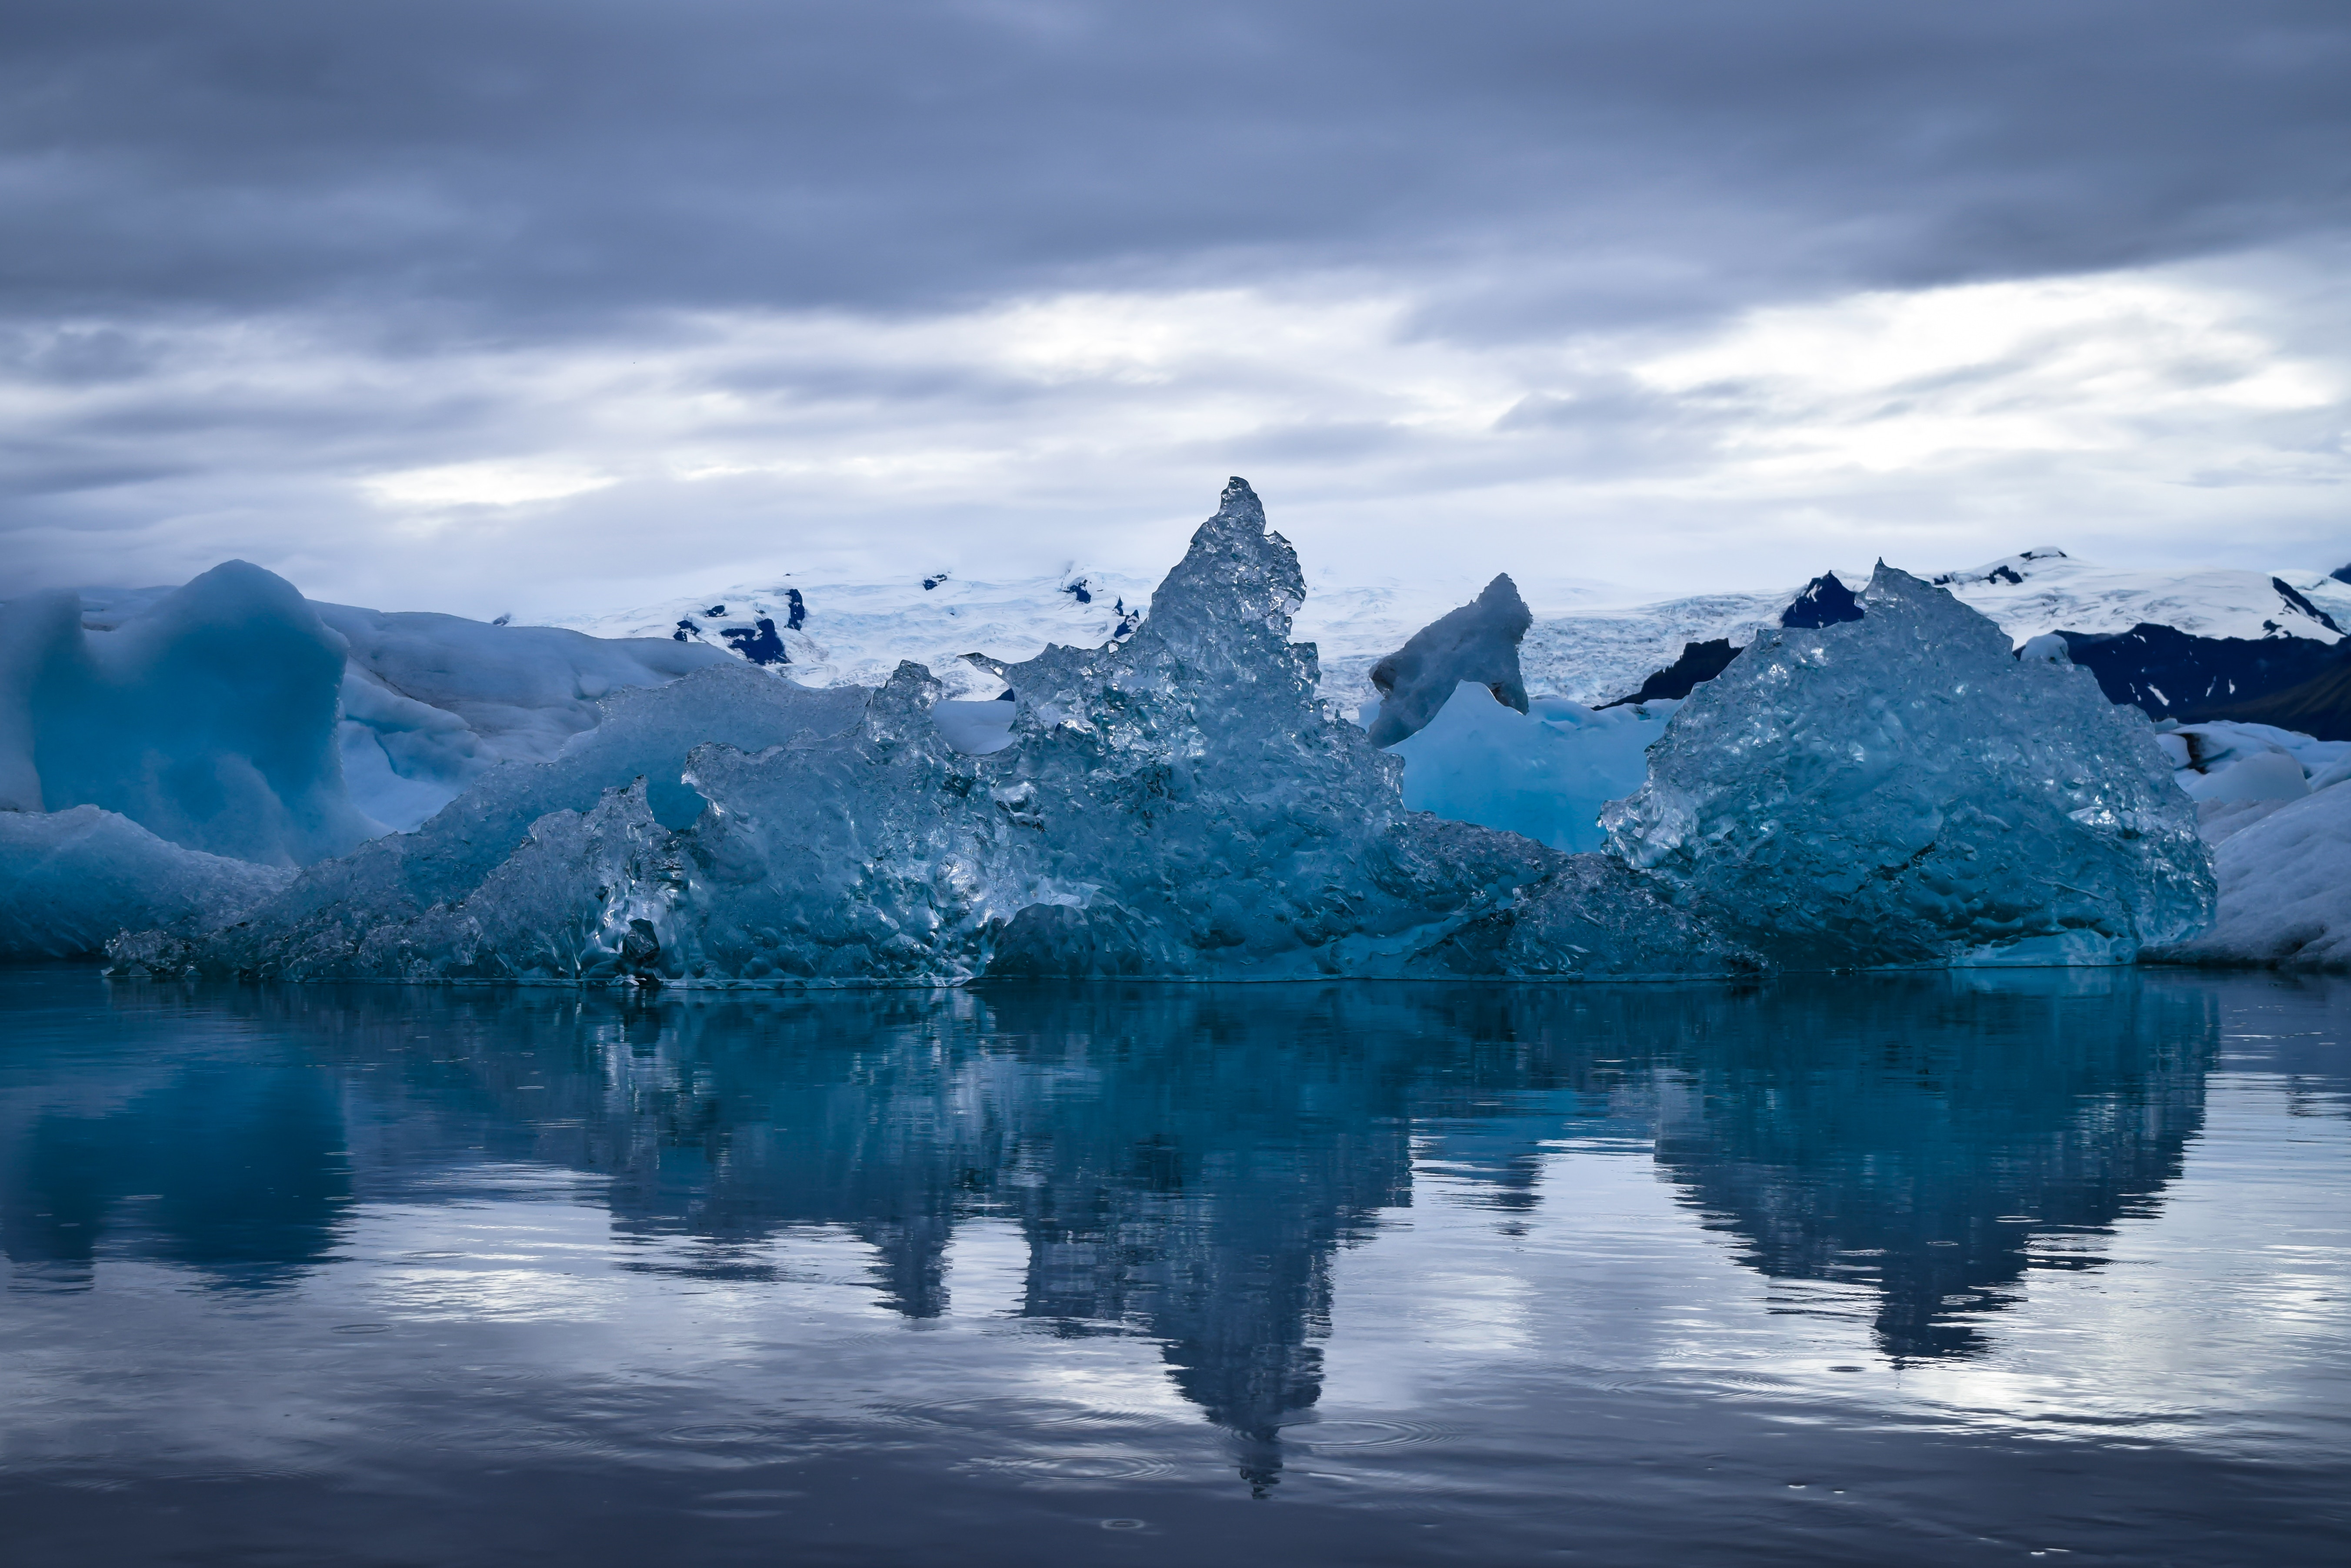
[[1932, 548, 2345, 643], [559, 570, 1157, 700], [556, 566, 1618, 712], [1525, 551, 2350, 706], [549, 549, 2351, 712]]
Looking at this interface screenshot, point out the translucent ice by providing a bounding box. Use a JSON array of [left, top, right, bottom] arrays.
[[163, 481, 1760, 984], [0, 564, 375, 864], [0, 806, 291, 960], [168, 661, 866, 977], [1604, 565, 2215, 967], [1389, 682, 1674, 853], [140, 491, 2215, 985]]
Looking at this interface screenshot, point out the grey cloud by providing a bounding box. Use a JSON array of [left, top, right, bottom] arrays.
[[3, 1, 2346, 339], [3, 1, 2348, 613]]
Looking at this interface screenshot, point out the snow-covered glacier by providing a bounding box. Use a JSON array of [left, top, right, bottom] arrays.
[[94, 479, 2214, 985]]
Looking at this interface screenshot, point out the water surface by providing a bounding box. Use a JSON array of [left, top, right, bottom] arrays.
[[2, 968, 2345, 1565]]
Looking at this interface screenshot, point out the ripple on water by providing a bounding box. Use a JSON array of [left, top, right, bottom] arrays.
[[869, 1396, 1158, 1431], [1283, 1419, 1456, 1449], [981, 1452, 1177, 1481]]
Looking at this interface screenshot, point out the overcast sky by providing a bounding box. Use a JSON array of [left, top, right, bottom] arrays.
[[3, 0, 2347, 619]]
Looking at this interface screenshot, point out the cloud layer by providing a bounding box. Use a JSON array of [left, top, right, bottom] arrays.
[[3, 1, 2346, 614]]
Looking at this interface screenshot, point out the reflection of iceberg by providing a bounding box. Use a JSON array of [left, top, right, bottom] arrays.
[[119, 482, 2209, 983], [30, 972, 2236, 1488], [0, 1019, 351, 1290], [1647, 975, 2214, 1359]]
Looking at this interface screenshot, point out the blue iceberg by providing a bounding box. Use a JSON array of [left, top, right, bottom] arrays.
[[1605, 565, 2215, 966], [88, 484, 2212, 984]]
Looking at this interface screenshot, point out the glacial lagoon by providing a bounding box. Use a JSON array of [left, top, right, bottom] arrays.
[[1, 968, 2345, 1565]]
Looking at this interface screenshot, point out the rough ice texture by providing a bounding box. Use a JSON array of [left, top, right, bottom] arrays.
[[316, 602, 733, 831], [1365, 574, 1532, 746], [0, 806, 291, 960], [120, 490, 2218, 986], [2148, 781, 2351, 969], [1604, 566, 2215, 969], [0, 563, 376, 864], [150, 481, 1759, 985], [164, 661, 866, 979], [1390, 683, 1673, 854]]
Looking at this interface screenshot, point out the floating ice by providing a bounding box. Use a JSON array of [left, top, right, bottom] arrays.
[[118, 489, 2218, 985], [316, 600, 733, 831], [1604, 565, 2215, 968], [2158, 719, 2351, 800], [2151, 778, 2351, 969], [0, 806, 291, 960], [151, 481, 1762, 984], [161, 660, 866, 978], [1390, 682, 1673, 854], [1364, 574, 1532, 746], [2182, 749, 2309, 804], [0, 564, 375, 864]]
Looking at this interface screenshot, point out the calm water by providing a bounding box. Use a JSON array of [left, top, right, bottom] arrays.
[[2, 969, 2346, 1566]]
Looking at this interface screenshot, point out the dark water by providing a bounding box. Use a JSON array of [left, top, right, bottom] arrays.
[[2, 969, 2346, 1566]]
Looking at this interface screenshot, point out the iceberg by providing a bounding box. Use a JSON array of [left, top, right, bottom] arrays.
[[0, 806, 291, 961], [147, 481, 1762, 984], [153, 661, 867, 979], [317, 600, 734, 830], [0, 563, 376, 865], [1363, 574, 1532, 746], [103, 486, 2215, 985], [1605, 565, 2215, 968], [2149, 779, 2351, 970]]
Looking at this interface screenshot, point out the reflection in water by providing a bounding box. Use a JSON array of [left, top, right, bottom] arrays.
[[0, 972, 2227, 1484]]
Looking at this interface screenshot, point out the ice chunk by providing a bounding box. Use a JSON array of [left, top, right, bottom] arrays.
[[1390, 682, 1672, 853], [181, 660, 867, 976], [316, 601, 736, 832], [177, 480, 1759, 984], [2161, 719, 2351, 803], [0, 563, 375, 865], [2017, 632, 2072, 666], [1365, 575, 1532, 746], [2181, 749, 2308, 803], [2149, 778, 2351, 969], [0, 806, 291, 960], [154, 489, 2217, 986], [1604, 565, 2214, 967]]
